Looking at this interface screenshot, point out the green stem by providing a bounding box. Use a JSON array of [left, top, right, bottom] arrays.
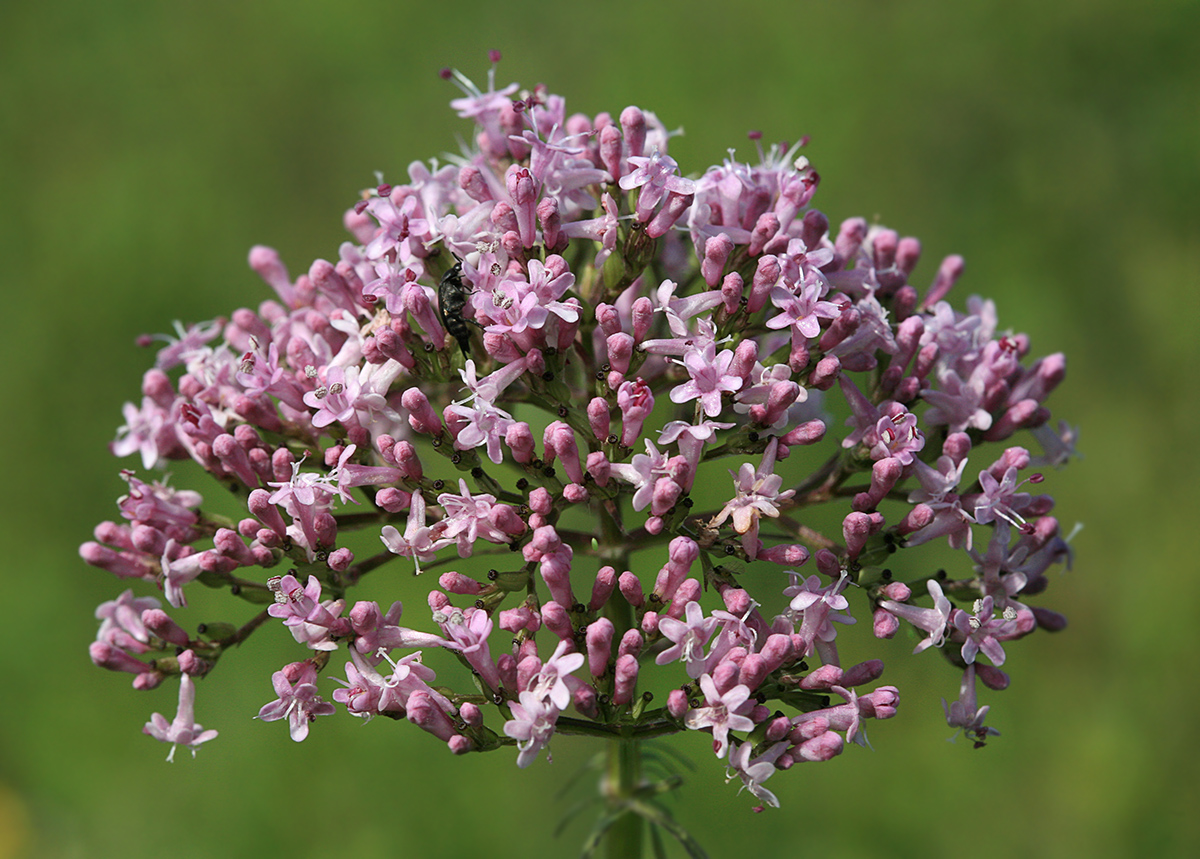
[[605, 736, 643, 859], [595, 489, 643, 856]]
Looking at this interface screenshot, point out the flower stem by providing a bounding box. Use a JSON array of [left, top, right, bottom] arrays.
[[605, 735, 644, 858]]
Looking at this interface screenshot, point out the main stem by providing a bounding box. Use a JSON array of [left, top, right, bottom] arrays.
[[598, 497, 643, 857], [605, 735, 643, 858]]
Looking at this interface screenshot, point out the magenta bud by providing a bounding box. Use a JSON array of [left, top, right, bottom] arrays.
[[631, 297, 655, 343], [892, 285, 918, 322], [490, 200, 517, 234], [439, 572, 483, 595], [873, 608, 900, 639], [842, 512, 873, 561], [800, 663, 844, 690], [721, 586, 752, 616], [756, 543, 809, 566], [599, 124, 623, 182], [1032, 606, 1068, 632], [781, 419, 826, 446], [710, 659, 741, 696], [541, 601, 574, 641], [131, 672, 164, 690], [595, 303, 622, 336], [833, 217, 867, 267], [407, 690, 458, 742], [840, 659, 884, 687], [504, 421, 535, 464], [460, 701, 483, 727], [89, 641, 152, 675], [447, 735, 472, 755], [525, 348, 547, 379], [488, 504, 526, 538], [809, 355, 841, 390], [497, 653, 518, 693], [401, 388, 443, 436], [327, 547, 353, 571], [142, 609, 190, 646], [612, 654, 639, 705], [976, 665, 1010, 691], [537, 196, 562, 251], [702, 233, 734, 286], [586, 618, 615, 676], [606, 332, 634, 374], [619, 106, 646, 158], [738, 654, 771, 690], [800, 209, 829, 251], [573, 685, 599, 719], [798, 731, 843, 762], [896, 236, 921, 275], [759, 634, 794, 672], [617, 629, 643, 660], [527, 487, 553, 516], [375, 488, 410, 513], [459, 165, 493, 202], [667, 688, 690, 720], [563, 483, 588, 503], [924, 254, 965, 307], [618, 571, 644, 607], [859, 686, 899, 720], [589, 566, 617, 612], [586, 451, 611, 487], [750, 255, 781, 313], [720, 271, 744, 315], [177, 649, 205, 676], [587, 398, 611, 441], [666, 579, 701, 619], [749, 212, 781, 256], [249, 245, 294, 304], [878, 582, 911, 601], [498, 607, 536, 633], [766, 715, 792, 743]]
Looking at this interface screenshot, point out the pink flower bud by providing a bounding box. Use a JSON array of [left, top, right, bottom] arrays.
[[667, 688, 690, 720], [612, 654, 639, 705], [589, 566, 617, 612], [618, 571, 644, 607], [841, 660, 885, 687], [587, 397, 610, 441], [617, 629, 643, 660], [606, 332, 634, 375], [599, 124, 623, 182], [924, 254, 965, 307], [631, 297, 654, 343], [586, 618, 615, 676], [142, 609, 190, 647], [401, 388, 443, 436], [541, 601, 573, 641], [504, 421, 535, 464], [750, 255, 781, 313], [586, 451, 611, 487], [701, 233, 734, 286], [439, 572, 483, 595]]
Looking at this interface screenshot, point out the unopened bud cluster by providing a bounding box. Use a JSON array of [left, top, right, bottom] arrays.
[[83, 56, 1078, 808]]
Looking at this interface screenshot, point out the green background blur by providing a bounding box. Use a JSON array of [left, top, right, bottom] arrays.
[[2, 1, 1197, 857]]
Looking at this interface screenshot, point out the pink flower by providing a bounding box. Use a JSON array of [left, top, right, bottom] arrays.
[[143, 673, 218, 761], [257, 662, 336, 742], [684, 674, 756, 758], [670, 342, 743, 418]]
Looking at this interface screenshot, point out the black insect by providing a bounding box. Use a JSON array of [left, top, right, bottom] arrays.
[[437, 259, 476, 355]]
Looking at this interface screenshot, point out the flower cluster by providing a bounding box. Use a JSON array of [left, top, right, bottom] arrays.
[[83, 54, 1077, 812]]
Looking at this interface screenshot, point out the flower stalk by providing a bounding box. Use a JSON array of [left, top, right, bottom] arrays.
[[81, 53, 1079, 853]]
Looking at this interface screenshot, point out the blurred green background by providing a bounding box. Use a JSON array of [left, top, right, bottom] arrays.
[[2, 0, 1197, 857]]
